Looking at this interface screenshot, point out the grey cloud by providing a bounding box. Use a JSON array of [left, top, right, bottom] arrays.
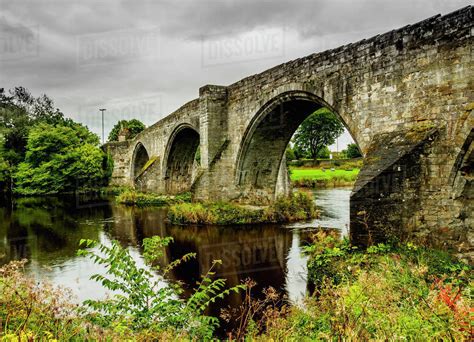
[[0, 0, 471, 140]]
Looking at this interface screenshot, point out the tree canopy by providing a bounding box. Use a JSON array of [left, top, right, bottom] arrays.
[[343, 143, 362, 159], [13, 123, 112, 195], [0, 87, 112, 194], [108, 119, 145, 142], [292, 107, 344, 161], [0, 87, 71, 165]]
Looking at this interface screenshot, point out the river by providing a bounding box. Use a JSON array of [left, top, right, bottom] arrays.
[[0, 187, 351, 329]]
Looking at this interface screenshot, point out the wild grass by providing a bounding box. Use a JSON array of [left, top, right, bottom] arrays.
[[0, 237, 243, 340], [167, 191, 319, 225], [290, 168, 359, 188], [254, 231, 473, 341], [116, 190, 191, 207], [0, 259, 176, 340], [1, 231, 471, 340]]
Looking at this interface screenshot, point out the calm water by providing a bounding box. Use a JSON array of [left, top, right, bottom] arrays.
[[0, 188, 351, 322]]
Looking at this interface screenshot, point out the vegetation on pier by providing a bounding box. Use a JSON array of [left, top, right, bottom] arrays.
[[167, 191, 318, 225], [116, 189, 191, 206]]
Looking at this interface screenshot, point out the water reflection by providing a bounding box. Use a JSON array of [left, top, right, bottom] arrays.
[[288, 188, 351, 236], [0, 188, 350, 312]]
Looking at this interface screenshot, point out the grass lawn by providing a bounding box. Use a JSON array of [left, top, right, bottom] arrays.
[[290, 168, 360, 181]]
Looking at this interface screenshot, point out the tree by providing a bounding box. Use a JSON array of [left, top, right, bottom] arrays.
[[285, 146, 296, 161], [293, 107, 344, 161], [13, 123, 112, 195], [108, 119, 145, 142], [0, 87, 69, 165], [344, 143, 362, 159], [0, 87, 78, 192], [0, 133, 11, 189], [317, 146, 330, 159]]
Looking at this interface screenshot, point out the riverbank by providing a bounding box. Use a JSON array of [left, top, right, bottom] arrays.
[[235, 232, 473, 340], [290, 167, 359, 188], [2, 232, 470, 340]]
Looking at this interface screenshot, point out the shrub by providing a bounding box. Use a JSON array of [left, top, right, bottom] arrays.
[[0, 260, 134, 340], [78, 237, 245, 340], [13, 123, 111, 195], [259, 232, 473, 341]]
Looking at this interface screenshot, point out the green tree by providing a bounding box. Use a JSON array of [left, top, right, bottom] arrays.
[[0, 133, 11, 189], [293, 144, 308, 160], [285, 146, 296, 161], [13, 123, 112, 195], [317, 146, 330, 159], [108, 119, 145, 142], [0, 87, 71, 188], [293, 108, 344, 161], [344, 143, 362, 158]]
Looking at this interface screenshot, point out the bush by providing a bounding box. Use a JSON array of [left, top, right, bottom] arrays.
[[78, 237, 244, 340], [13, 123, 111, 195], [0, 237, 245, 340], [259, 232, 473, 340], [108, 119, 145, 142]]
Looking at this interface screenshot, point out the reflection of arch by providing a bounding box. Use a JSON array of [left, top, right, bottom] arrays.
[[235, 90, 359, 203], [131, 142, 150, 182], [163, 124, 200, 194]]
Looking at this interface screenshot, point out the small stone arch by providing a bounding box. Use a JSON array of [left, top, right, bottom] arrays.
[[163, 123, 200, 194], [131, 142, 150, 184]]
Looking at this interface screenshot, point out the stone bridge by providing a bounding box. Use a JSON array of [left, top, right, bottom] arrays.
[[106, 7, 473, 259]]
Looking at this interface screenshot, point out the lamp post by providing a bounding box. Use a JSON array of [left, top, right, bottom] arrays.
[[99, 108, 106, 144]]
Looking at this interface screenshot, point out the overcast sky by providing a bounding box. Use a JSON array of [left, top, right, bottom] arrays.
[[1, 0, 471, 149]]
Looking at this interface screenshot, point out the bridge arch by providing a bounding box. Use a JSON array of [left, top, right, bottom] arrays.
[[164, 123, 200, 194], [235, 90, 360, 203], [131, 142, 150, 184]]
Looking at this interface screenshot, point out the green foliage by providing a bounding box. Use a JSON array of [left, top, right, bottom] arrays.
[[290, 167, 359, 188], [108, 119, 145, 142], [0, 87, 108, 194], [0, 87, 70, 167], [293, 107, 344, 160], [78, 237, 245, 339], [285, 146, 296, 161], [343, 142, 363, 158], [116, 190, 191, 206], [168, 191, 318, 225], [0, 134, 10, 187], [258, 232, 472, 340], [316, 146, 330, 159], [13, 123, 111, 195]]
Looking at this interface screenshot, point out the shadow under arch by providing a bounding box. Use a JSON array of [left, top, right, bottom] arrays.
[[131, 142, 150, 184], [163, 123, 200, 194], [235, 90, 361, 204]]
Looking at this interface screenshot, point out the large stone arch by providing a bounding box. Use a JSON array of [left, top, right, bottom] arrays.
[[163, 123, 200, 194], [131, 142, 150, 184], [235, 90, 360, 204]]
